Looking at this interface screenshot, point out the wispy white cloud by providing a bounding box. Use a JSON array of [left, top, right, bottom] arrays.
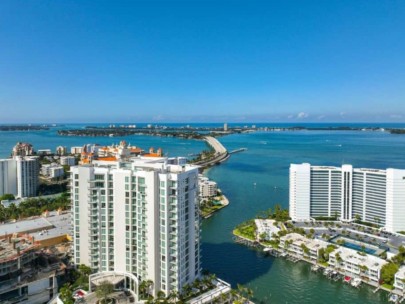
[[297, 112, 309, 119]]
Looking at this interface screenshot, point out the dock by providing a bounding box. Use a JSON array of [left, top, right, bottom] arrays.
[[233, 235, 261, 248], [229, 148, 247, 154]]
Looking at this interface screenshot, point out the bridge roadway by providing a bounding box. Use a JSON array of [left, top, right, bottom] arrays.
[[194, 136, 230, 168]]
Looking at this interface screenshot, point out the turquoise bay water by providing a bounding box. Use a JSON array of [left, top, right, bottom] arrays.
[[203, 131, 405, 304], [1, 127, 405, 303]]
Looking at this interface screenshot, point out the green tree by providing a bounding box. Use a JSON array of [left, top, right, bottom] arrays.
[[59, 283, 74, 304], [139, 280, 154, 299], [0, 193, 15, 201], [380, 263, 399, 286], [96, 281, 114, 304]]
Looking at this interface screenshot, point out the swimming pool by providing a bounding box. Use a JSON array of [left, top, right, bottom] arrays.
[[341, 241, 377, 254]]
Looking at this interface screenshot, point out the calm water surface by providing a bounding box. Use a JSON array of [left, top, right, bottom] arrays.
[[203, 131, 405, 304], [2, 127, 405, 304]]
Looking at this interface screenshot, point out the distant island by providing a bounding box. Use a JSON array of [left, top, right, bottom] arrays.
[[56, 125, 405, 137], [0, 125, 50, 131]]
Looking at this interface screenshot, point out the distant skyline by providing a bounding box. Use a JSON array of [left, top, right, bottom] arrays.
[[1, 0, 405, 123]]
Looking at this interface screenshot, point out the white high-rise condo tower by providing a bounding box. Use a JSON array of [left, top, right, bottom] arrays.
[[70, 156, 200, 296], [290, 163, 405, 233]]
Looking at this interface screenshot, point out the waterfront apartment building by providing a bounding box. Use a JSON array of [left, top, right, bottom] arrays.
[[289, 163, 405, 232], [199, 176, 218, 198], [16, 156, 39, 198], [329, 246, 387, 283], [279, 233, 329, 262], [12, 142, 34, 157], [56, 145, 67, 156], [0, 159, 17, 196], [70, 156, 201, 296], [394, 266, 405, 292], [0, 157, 39, 198]]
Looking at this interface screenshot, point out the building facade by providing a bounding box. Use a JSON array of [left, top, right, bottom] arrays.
[[70, 157, 201, 296], [41, 164, 64, 179], [0, 159, 17, 196], [0, 235, 62, 304], [289, 163, 405, 232], [12, 142, 34, 157], [60, 156, 76, 166], [16, 156, 39, 198], [279, 233, 329, 262], [199, 176, 218, 198], [56, 146, 67, 156], [394, 266, 405, 292], [329, 246, 387, 283], [0, 157, 39, 198]]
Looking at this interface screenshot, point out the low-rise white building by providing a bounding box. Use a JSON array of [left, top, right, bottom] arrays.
[[199, 176, 217, 198], [71, 146, 83, 154], [56, 146, 67, 156], [60, 156, 76, 166], [37, 149, 52, 155], [41, 164, 64, 179], [394, 266, 405, 291], [255, 219, 280, 240], [329, 246, 387, 283], [280, 233, 329, 261], [50, 166, 64, 178]]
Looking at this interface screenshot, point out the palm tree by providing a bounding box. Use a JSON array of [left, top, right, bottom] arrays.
[[182, 283, 193, 298], [245, 287, 254, 302], [155, 290, 168, 303], [140, 280, 154, 299], [95, 280, 114, 304]]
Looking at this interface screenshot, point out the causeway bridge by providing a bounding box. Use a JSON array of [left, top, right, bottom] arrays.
[[194, 136, 246, 168]]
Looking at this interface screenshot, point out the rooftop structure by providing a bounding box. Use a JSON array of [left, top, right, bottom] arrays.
[[0, 235, 65, 304], [0, 211, 71, 247], [0, 235, 38, 267]]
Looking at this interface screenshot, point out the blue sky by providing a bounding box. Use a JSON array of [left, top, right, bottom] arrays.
[[0, 0, 404, 123]]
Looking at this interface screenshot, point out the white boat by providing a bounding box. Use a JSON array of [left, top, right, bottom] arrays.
[[351, 278, 362, 288], [389, 294, 398, 303], [311, 265, 319, 272], [323, 268, 331, 276]]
